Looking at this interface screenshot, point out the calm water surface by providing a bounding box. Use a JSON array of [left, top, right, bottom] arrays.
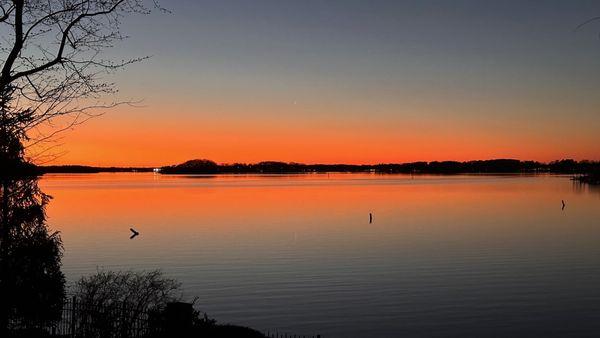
[[40, 173, 600, 337]]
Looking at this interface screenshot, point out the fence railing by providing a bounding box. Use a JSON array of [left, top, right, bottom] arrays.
[[53, 296, 156, 338], [9, 297, 322, 338], [9, 296, 158, 338], [264, 332, 321, 338]]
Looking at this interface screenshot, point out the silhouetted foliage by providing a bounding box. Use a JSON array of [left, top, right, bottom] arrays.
[[0, 87, 65, 334], [160, 159, 219, 174], [72, 270, 268, 338], [149, 302, 266, 338], [0, 126, 36, 176], [0, 176, 65, 335], [156, 158, 600, 175], [71, 270, 183, 338], [75, 270, 181, 316]]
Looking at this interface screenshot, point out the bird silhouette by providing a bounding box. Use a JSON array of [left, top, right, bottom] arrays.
[[130, 228, 139, 239], [561, 200, 566, 210]]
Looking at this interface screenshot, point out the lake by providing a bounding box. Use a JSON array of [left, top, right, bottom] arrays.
[[39, 173, 600, 337]]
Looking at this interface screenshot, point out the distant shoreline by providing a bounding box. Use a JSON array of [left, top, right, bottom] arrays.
[[39, 165, 155, 174], [38, 159, 600, 177]]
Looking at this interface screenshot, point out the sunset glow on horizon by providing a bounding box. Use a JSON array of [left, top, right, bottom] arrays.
[[54, 105, 600, 167], [35, 0, 600, 167], [5, 1, 600, 335]]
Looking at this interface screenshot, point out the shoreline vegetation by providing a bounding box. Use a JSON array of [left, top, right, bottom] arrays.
[[575, 172, 600, 185], [40, 158, 600, 180]]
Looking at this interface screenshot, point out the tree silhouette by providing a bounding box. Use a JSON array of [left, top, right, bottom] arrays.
[[0, 177, 65, 335], [0, 0, 161, 163], [0, 2, 162, 334]]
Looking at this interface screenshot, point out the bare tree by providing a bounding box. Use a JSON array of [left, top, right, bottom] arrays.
[[0, 0, 161, 163], [574, 15, 600, 43], [74, 270, 181, 336], [575, 16, 600, 32]]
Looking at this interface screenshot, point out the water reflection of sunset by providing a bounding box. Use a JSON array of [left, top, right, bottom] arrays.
[[43, 173, 599, 258], [39, 173, 600, 337]]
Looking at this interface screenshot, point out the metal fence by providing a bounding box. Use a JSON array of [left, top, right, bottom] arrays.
[[8, 297, 321, 338], [53, 297, 156, 338], [264, 333, 321, 338], [9, 297, 157, 338]]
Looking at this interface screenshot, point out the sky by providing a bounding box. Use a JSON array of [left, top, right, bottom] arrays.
[[47, 0, 600, 166]]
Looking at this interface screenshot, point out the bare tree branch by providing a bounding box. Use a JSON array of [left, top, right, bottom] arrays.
[[575, 16, 600, 32], [0, 0, 162, 164], [0, 3, 15, 23], [0, 0, 24, 85], [22, 2, 86, 43], [10, 0, 127, 82]]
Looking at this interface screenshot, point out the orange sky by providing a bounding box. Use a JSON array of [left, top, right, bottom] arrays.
[[24, 2, 600, 167], [41, 101, 600, 167]]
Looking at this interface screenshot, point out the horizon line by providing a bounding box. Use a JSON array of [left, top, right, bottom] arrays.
[[40, 157, 598, 169]]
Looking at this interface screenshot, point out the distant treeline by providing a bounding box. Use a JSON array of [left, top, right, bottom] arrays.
[[40, 165, 154, 173], [36, 159, 600, 176], [158, 158, 600, 175]]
